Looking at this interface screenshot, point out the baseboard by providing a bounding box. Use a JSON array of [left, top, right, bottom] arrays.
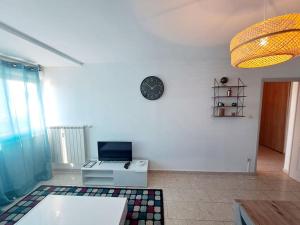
[[52, 168, 81, 173], [149, 169, 255, 175], [282, 168, 289, 174], [51, 166, 255, 175]]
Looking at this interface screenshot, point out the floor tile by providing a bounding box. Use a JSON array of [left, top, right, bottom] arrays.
[[164, 188, 211, 202], [222, 222, 235, 225], [165, 219, 188, 225], [166, 201, 205, 220], [207, 190, 239, 203], [200, 202, 233, 221], [187, 220, 225, 225]]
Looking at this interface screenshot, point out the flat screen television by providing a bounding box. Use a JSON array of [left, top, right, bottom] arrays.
[[98, 141, 132, 161]]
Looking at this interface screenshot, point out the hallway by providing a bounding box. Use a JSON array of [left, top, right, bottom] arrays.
[[257, 145, 284, 172]]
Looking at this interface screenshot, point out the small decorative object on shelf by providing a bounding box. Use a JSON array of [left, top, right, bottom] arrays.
[[218, 102, 225, 107], [227, 88, 232, 97], [212, 78, 246, 118], [83, 160, 97, 168], [219, 108, 225, 117], [220, 77, 228, 85]]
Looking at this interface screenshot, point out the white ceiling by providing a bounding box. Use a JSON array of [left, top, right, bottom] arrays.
[[0, 0, 299, 66]]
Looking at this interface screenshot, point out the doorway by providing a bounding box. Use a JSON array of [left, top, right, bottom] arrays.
[[257, 82, 291, 172]]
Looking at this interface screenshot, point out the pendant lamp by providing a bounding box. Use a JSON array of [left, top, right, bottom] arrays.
[[230, 13, 300, 68]]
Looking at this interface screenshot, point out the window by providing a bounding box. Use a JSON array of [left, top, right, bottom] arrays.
[[0, 78, 43, 139]]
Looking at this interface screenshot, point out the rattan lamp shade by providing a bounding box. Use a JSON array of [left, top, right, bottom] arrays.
[[230, 14, 300, 68]]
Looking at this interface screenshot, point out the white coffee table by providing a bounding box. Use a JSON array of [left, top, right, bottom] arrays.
[[15, 195, 128, 225]]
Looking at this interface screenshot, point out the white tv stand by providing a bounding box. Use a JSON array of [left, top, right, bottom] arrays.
[[81, 160, 148, 187]]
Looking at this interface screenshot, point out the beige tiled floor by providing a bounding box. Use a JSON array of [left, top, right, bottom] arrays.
[[257, 145, 284, 172], [32, 170, 300, 225]]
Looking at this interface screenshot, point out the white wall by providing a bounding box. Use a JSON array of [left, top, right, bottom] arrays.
[[289, 86, 300, 182], [283, 82, 299, 173], [42, 59, 300, 172]]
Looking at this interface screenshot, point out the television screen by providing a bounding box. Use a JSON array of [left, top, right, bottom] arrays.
[[98, 142, 132, 161]]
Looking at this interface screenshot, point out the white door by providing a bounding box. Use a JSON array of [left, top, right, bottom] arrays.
[[289, 87, 300, 182]]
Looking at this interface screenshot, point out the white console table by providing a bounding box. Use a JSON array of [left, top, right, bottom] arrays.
[[81, 160, 148, 187]]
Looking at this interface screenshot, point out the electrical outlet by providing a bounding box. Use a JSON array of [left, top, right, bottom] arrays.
[[247, 158, 251, 173]]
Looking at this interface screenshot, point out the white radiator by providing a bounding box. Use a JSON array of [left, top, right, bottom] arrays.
[[47, 126, 87, 168]]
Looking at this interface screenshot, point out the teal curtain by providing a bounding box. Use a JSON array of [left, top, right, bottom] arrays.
[[0, 60, 52, 207]]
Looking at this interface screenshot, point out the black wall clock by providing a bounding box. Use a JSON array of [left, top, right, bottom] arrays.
[[140, 76, 164, 100]]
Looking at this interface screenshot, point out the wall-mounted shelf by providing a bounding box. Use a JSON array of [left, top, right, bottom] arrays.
[[213, 106, 246, 108], [214, 115, 245, 118], [212, 85, 247, 88], [213, 96, 247, 98], [213, 78, 246, 118]]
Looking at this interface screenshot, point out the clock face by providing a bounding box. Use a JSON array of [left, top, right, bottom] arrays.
[[140, 76, 164, 100]]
